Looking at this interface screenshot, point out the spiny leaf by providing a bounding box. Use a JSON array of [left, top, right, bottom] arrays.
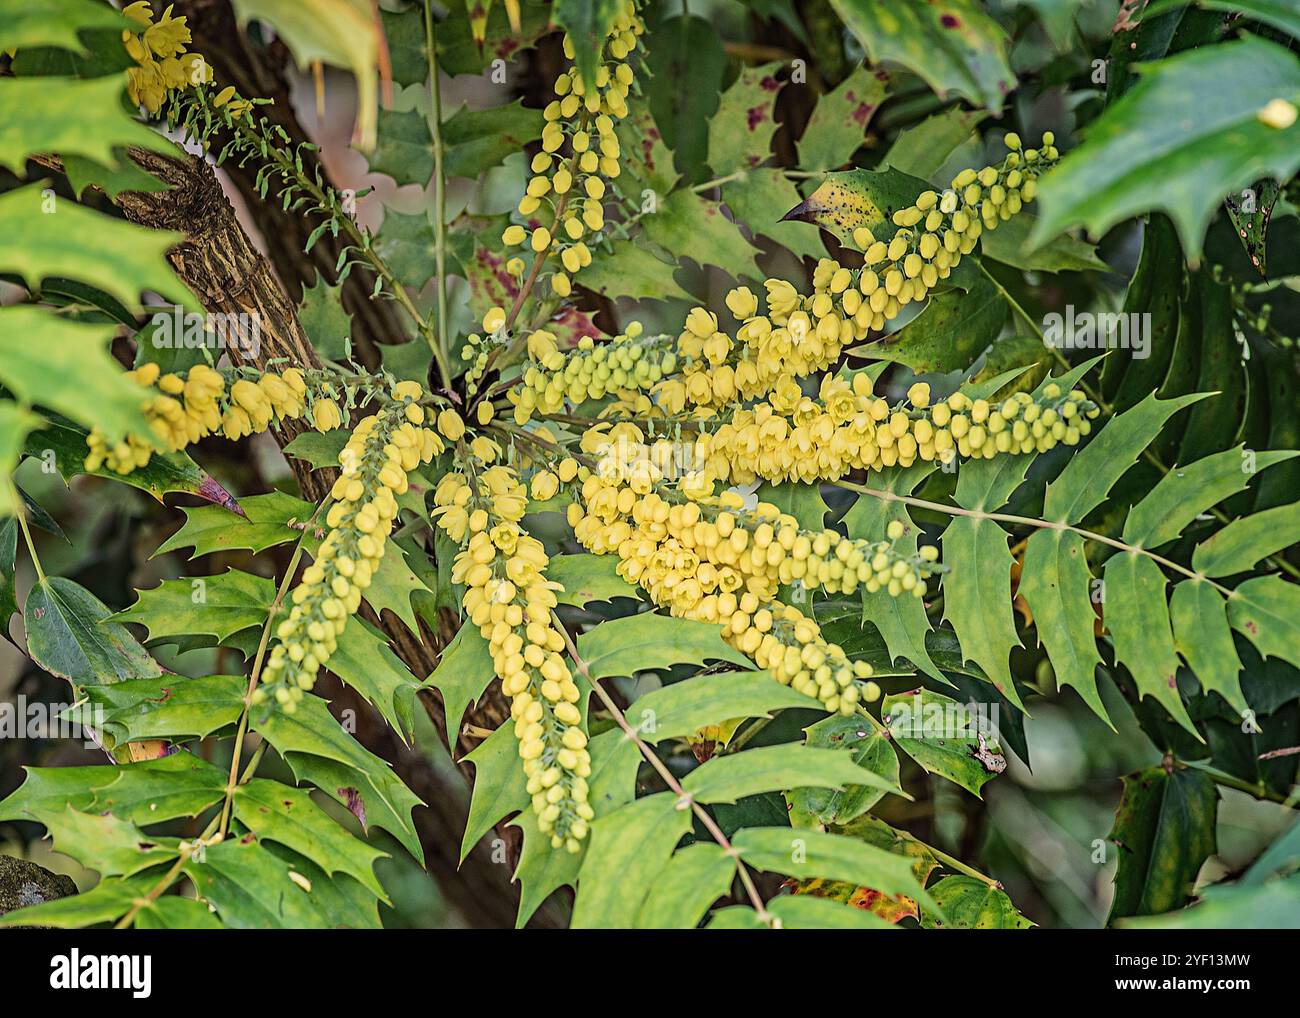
[[330, 618, 422, 743], [0, 875, 153, 929], [0, 183, 198, 312], [797, 64, 889, 172], [626, 669, 822, 745], [1107, 764, 1218, 923], [576, 238, 693, 303], [1193, 499, 1300, 577], [723, 168, 827, 263], [707, 61, 783, 175], [42, 806, 179, 877], [781, 165, 928, 245], [880, 106, 986, 180], [183, 835, 335, 929], [576, 611, 751, 680], [641, 189, 762, 283], [546, 553, 639, 607], [1031, 37, 1300, 257], [1227, 575, 1300, 671], [25, 576, 161, 685], [771, 893, 894, 929], [635, 843, 736, 929], [80, 673, 246, 743], [0, 307, 152, 442], [829, 0, 1016, 112], [1103, 551, 1199, 736], [114, 569, 275, 648], [459, 718, 526, 862], [426, 623, 495, 753], [0, 0, 129, 54], [155, 491, 317, 559], [571, 791, 693, 928], [1170, 580, 1247, 715], [1123, 446, 1298, 549], [681, 744, 903, 805], [1044, 391, 1206, 524], [1019, 529, 1108, 723]]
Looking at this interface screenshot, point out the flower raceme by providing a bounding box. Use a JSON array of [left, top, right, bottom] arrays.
[[432, 466, 594, 852], [498, 1, 644, 299], [255, 386, 443, 712], [121, 1, 212, 113]]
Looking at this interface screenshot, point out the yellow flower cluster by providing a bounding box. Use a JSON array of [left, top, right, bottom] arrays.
[[432, 466, 593, 851], [121, 1, 212, 114], [568, 430, 939, 712], [510, 324, 678, 423], [499, 1, 643, 297], [848, 133, 1058, 312], [255, 386, 441, 711], [84, 363, 315, 475], [697, 379, 1100, 486]]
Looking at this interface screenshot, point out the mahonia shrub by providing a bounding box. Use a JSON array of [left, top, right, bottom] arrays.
[[0, 0, 1298, 933]]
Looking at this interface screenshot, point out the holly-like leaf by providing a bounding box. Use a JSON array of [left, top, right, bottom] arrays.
[[781, 165, 928, 245], [546, 553, 639, 607], [330, 618, 423, 743], [1227, 575, 1300, 672], [682, 744, 903, 805], [576, 611, 751, 680], [426, 622, 496, 752], [114, 569, 275, 648], [80, 673, 246, 743], [707, 62, 783, 175], [155, 491, 317, 560], [40, 806, 179, 877], [829, 0, 1016, 112], [642, 190, 762, 283], [723, 168, 827, 263], [626, 669, 822, 744], [576, 238, 693, 303], [787, 714, 901, 829], [635, 843, 736, 929], [1031, 37, 1300, 257], [1193, 499, 1300, 577], [798, 65, 889, 172], [298, 276, 352, 361], [0, 875, 153, 929], [0, 183, 198, 312], [871, 272, 1006, 373], [1107, 764, 1218, 923], [881, 106, 987, 180]]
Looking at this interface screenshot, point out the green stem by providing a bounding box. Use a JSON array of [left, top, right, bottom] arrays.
[[8, 482, 45, 584]]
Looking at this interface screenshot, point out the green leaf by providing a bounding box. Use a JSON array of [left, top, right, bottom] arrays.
[[0, 183, 197, 312], [980, 212, 1107, 273], [707, 62, 783, 175], [81, 673, 246, 743], [1019, 529, 1108, 723], [875, 272, 1006, 377], [1044, 391, 1205, 524], [184, 835, 331, 928], [156, 491, 316, 559], [254, 695, 423, 861], [571, 791, 693, 928], [0, 0, 128, 54], [577, 238, 692, 303], [769, 892, 894, 929], [635, 843, 736, 929], [460, 719, 526, 862], [0, 405, 41, 511], [1227, 575, 1300, 671], [1193, 499, 1300, 577], [0, 307, 151, 442], [880, 106, 987, 180], [577, 612, 751, 680], [643, 15, 726, 183], [733, 826, 934, 907], [114, 569, 275, 648], [642, 189, 762, 283], [1031, 37, 1300, 257], [230, 0, 379, 149], [0, 517, 18, 632], [781, 165, 929, 245], [754, 479, 828, 531], [0, 875, 153, 929], [25, 576, 161, 685], [626, 669, 822, 744], [323, 618, 422, 742], [615, 100, 679, 195], [1145, 0, 1300, 45], [41, 806, 178, 877], [510, 726, 641, 927], [882, 687, 1007, 796], [0, 75, 171, 176], [24, 415, 229, 507], [552, 0, 621, 94], [426, 623, 495, 753], [372, 101, 544, 184], [1123, 447, 1298, 550], [723, 168, 827, 263], [1103, 551, 1199, 735], [919, 875, 1034, 928], [546, 553, 638, 607], [372, 209, 437, 291], [829, 0, 1016, 112], [1107, 764, 1218, 923], [1123, 873, 1300, 929], [298, 276, 352, 361], [843, 464, 943, 682], [1170, 579, 1246, 715], [787, 714, 901, 829], [682, 744, 902, 805], [798, 65, 889, 172], [233, 778, 387, 897], [134, 897, 223, 929]]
